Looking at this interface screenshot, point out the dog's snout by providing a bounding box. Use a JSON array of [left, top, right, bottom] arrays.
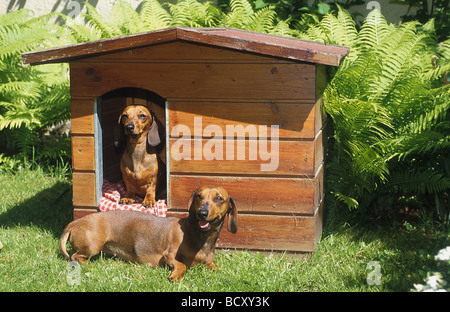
[[197, 204, 209, 219], [126, 122, 134, 132]]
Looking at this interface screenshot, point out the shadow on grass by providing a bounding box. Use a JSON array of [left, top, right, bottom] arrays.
[[0, 180, 73, 237]]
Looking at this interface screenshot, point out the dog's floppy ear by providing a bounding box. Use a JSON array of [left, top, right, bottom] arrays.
[[114, 114, 125, 148], [227, 196, 238, 234], [187, 190, 197, 216], [147, 114, 162, 147]]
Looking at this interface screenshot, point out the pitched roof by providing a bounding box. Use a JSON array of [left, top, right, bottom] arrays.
[[22, 27, 349, 67]]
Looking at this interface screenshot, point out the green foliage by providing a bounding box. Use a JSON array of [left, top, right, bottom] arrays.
[[398, 0, 449, 41], [0, 9, 72, 172], [303, 7, 450, 224], [217, 0, 364, 23], [63, 0, 298, 41]]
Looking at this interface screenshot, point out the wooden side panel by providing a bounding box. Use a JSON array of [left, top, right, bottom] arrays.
[[168, 100, 316, 140], [169, 138, 314, 176], [167, 211, 318, 252], [72, 172, 97, 207], [71, 136, 95, 171], [216, 214, 316, 251], [314, 164, 324, 211], [169, 175, 316, 215], [314, 130, 324, 175], [73, 208, 98, 219], [70, 61, 315, 100], [315, 64, 328, 100], [71, 99, 95, 135]]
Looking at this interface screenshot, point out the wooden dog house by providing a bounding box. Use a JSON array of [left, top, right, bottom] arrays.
[[22, 27, 349, 252]]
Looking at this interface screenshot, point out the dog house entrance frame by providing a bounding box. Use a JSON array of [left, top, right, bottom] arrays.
[[95, 87, 169, 206], [22, 27, 349, 252]]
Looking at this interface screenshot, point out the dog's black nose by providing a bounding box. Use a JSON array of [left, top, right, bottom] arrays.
[[197, 208, 208, 219], [126, 122, 134, 132]]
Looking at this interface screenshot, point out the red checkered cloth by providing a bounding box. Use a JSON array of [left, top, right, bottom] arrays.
[[98, 179, 167, 217]]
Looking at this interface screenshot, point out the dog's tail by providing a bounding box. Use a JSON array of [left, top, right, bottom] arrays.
[[59, 222, 74, 261]]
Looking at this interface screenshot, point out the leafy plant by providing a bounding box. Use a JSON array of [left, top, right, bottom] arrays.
[[64, 0, 296, 41], [398, 0, 449, 41], [0, 9, 72, 172], [303, 7, 450, 224]]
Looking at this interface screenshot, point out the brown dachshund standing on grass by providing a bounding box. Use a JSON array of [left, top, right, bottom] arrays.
[[114, 104, 165, 207], [60, 186, 238, 281]]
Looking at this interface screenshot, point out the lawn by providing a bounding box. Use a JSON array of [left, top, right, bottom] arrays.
[[0, 169, 448, 292]]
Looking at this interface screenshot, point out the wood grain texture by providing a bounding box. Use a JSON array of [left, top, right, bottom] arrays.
[[81, 41, 295, 64], [168, 174, 320, 215], [167, 211, 320, 252], [168, 100, 316, 140], [169, 138, 315, 176], [71, 99, 95, 135], [72, 172, 96, 207], [73, 208, 98, 219], [71, 136, 95, 171], [69, 61, 315, 100]]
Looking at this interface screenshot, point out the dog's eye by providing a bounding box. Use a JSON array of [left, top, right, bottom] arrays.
[[214, 195, 224, 203], [195, 194, 202, 201], [138, 114, 147, 119], [121, 114, 128, 120]]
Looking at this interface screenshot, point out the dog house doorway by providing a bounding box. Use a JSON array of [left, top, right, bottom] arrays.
[[96, 87, 167, 204]]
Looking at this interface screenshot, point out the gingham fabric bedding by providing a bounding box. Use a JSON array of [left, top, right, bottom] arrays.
[[98, 179, 167, 217]]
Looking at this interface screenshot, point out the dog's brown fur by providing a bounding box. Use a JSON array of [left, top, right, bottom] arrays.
[[115, 105, 164, 207], [59, 186, 238, 281]]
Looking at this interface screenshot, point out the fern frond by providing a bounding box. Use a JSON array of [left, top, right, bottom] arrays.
[[270, 19, 298, 37], [109, 0, 142, 35], [0, 9, 33, 27], [138, 0, 172, 30], [318, 5, 358, 49], [332, 192, 359, 210], [0, 81, 40, 101], [246, 6, 276, 33], [229, 0, 254, 17], [61, 16, 102, 43], [0, 108, 41, 130], [168, 0, 221, 28], [437, 39, 450, 60], [327, 52, 381, 99], [357, 9, 391, 51], [83, 3, 121, 38], [367, 22, 432, 102], [381, 168, 450, 196]]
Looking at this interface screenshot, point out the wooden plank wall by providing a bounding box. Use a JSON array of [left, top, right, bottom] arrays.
[[71, 96, 98, 219], [69, 41, 326, 251]]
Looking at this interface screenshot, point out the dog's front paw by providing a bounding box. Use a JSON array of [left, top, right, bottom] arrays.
[[168, 270, 185, 282], [142, 198, 155, 208], [205, 262, 221, 270], [119, 198, 135, 205]]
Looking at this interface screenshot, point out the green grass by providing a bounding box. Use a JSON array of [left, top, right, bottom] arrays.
[[0, 169, 448, 292]]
